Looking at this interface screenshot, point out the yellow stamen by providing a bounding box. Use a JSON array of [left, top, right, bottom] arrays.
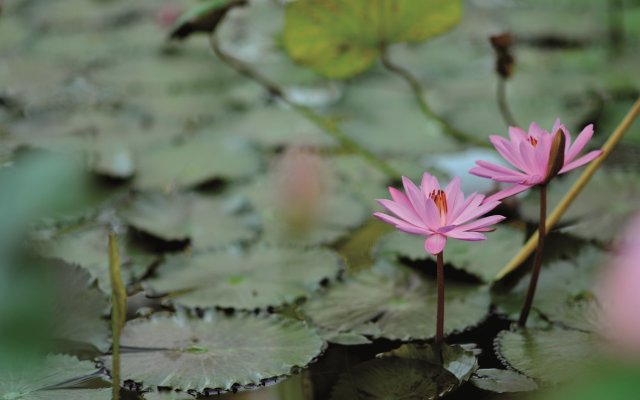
[[527, 136, 538, 147], [429, 189, 448, 217]]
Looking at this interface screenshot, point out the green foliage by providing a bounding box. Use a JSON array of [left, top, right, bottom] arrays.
[[470, 369, 538, 393], [283, 0, 463, 79]]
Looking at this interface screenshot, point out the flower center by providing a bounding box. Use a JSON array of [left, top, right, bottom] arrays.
[[527, 136, 538, 147], [429, 189, 448, 218]]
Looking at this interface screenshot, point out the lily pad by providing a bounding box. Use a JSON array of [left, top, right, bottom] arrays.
[[101, 312, 324, 392], [470, 369, 538, 393], [495, 327, 603, 385], [330, 357, 458, 400], [0, 354, 108, 400], [376, 226, 525, 282], [240, 177, 367, 246], [120, 192, 256, 250], [520, 170, 640, 243], [283, 0, 463, 79], [303, 260, 490, 341], [145, 246, 344, 310], [135, 134, 262, 191]]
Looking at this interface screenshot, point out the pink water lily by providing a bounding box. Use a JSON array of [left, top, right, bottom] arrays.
[[470, 119, 603, 202], [374, 173, 505, 255]]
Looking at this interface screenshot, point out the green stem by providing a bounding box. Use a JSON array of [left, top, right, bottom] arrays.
[[108, 231, 126, 400], [518, 185, 546, 327], [436, 251, 445, 345], [209, 34, 400, 179], [379, 48, 489, 148], [496, 78, 518, 127]]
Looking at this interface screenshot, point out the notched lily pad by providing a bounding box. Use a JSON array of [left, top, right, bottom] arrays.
[[0, 354, 108, 400], [470, 368, 538, 393], [303, 260, 490, 341], [101, 312, 325, 393], [145, 246, 344, 310], [120, 192, 256, 250], [495, 327, 603, 385]]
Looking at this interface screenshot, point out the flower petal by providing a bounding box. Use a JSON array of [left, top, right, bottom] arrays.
[[445, 230, 487, 241], [565, 124, 594, 163], [402, 176, 429, 222], [421, 172, 440, 197], [484, 184, 531, 203], [425, 234, 447, 255], [374, 212, 429, 235], [509, 126, 527, 142], [490, 135, 525, 170], [453, 200, 502, 225], [455, 214, 506, 232], [558, 149, 602, 174], [377, 199, 420, 224]]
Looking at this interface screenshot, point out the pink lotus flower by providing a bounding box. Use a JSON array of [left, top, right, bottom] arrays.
[[470, 119, 602, 202], [374, 173, 505, 255], [599, 213, 640, 355]]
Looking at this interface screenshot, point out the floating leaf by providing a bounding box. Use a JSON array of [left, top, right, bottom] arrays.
[[240, 177, 367, 246], [283, 0, 463, 79], [101, 312, 324, 392], [303, 261, 490, 340], [495, 327, 603, 385], [470, 369, 538, 393], [319, 330, 372, 346], [520, 170, 640, 243], [170, 0, 248, 40], [135, 135, 261, 191], [0, 354, 108, 400], [120, 192, 256, 250], [330, 357, 458, 400], [376, 226, 525, 282], [145, 246, 343, 310]]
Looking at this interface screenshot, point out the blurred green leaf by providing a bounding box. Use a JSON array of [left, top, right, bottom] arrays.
[[283, 0, 462, 79], [470, 368, 538, 393]]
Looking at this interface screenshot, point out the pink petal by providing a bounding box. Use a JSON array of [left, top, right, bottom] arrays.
[[421, 172, 440, 197], [374, 212, 429, 235], [518, 140, 540, 175], [558, 149, 602, 174], [528, 122, 546, 139], [484, 184, 532, 203], [425, 234, 446, 255], [490, 135, 525, 170], [455, 214, 505, 232], [423, 198, 442, 230], [509, 126, 527, 142], [445, 230, 487, 241], [448, 192, 482, 223], [444, 177, 463, 218], [377, 199, 419, 224], [565, 124, 594, 163], [453, 201, 502, 225], [475, 160, 528, 178], [402, 176, 429, 222]]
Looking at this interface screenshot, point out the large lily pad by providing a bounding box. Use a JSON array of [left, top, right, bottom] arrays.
[[120, 192, 256, 250], [495, 327, 603, 385], [135, 134, 262, 191], [0, 354, 108, 400], [145, 246, 343, 310], [283, 0, 462, 79], [376, 226, 525, 282], [101, 312, 324, 392], [303, 260, 490, 341], [470, 369, 538, 393], [520, 170, 640, 243]]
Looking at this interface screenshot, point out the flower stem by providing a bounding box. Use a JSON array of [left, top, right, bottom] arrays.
[[496, 96, 640, 280], [518, 185, 546, 327], [209, 34, 400, 179], [436, 251, 445, 345], [379, 47, 489, 148], [108, 231, 126, 400], [496, 78, 518, 127]]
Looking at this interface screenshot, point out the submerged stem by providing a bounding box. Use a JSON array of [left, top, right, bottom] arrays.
[[496, 78, 518, 127], [108, 231, 126, 400], [496, 96, 640, 280], [518, 185, 547, 327], [436, 251, 445, 345], [379, 48, 489, 148], [208, 34, 399, 179]]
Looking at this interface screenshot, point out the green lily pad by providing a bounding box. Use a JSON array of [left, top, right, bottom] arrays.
[[120, 192, 256, 250], [37, 224, 154, 294], [330, 357, 458, 400], [145, 246, 343, 310], [283, 0, 463, 79], [303, 261, 490, 341], [240, 177, 367, 246], [376, 226, 525, 282], [101, 312, 324, 392], [520, 170, 640, 243], [135, 134, 262, 191], [0, 354, 108, 400], [470, 369, 538, 393], [495, 327, 603, 385]]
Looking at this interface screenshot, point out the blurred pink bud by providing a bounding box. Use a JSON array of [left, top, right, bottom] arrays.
[[156, 3, 182, 28], [272, 145, 329, 234], [599, 213, 640, 355]]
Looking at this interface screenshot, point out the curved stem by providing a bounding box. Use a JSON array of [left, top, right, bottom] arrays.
[[436, 251, 445, 345], [209, 34, 400, 179], [379, 48, 489, 148], [518, 185, 546, 327], [496, 96, 640, 280], [108, 231, 126, 400], [496, 78, 518, 127]]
